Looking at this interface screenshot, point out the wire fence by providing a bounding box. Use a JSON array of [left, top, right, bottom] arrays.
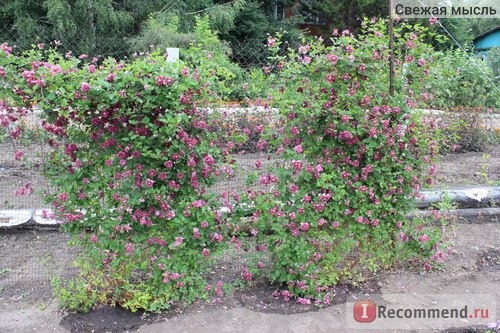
[[0, 24, 272, 70], [1, 26, 499, 211], [0, 106, 499, 211]]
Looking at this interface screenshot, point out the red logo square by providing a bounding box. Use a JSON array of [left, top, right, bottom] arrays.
[[353, 300, 377, 322]]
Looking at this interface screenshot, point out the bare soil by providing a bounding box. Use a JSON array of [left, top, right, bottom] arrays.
[[0, 144, 498, 332], [0, 218, 499, 333]]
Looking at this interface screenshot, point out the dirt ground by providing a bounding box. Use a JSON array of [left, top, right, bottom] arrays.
[[0, 141, 499, 332], [0, 216, 499, 333]]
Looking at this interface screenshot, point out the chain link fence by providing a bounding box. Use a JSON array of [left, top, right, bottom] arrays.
[[0, 23, 272, 69]]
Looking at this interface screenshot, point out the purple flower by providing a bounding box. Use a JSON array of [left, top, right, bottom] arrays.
[[80, 82, 90, 93], [14, 150, 24, 161], [106, 73, 115, 82], [145, 178, 154, 188], [267, 37, 276, 48], [174, 236, 183, 247], [418, 234, 430, 243], [125, 243, 134, 253]]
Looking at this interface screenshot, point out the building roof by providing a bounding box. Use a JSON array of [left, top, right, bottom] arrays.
[[473, 26, 500, 42]]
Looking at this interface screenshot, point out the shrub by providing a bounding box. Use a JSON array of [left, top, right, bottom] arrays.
[[0, 17, 451, 310], [231, 18, 446, 301], [0, 45, 227, 312], [431, 107, 494, 153], [425, 48, 499, 109]]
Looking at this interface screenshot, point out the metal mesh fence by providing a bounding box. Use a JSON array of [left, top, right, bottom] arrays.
[[0, 27, 499, 211], [0, 23, 272, 69], [0, 107, 498, 211]]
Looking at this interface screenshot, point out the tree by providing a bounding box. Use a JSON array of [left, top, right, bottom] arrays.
[[312, 0, 388, 33]]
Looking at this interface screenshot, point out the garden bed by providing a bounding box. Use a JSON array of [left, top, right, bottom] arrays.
[[0, 217, 498, 332]]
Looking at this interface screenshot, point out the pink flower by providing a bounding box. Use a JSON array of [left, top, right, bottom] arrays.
[[297, 297, 311, 305], [215, 280, 223, 296], [299, 222, 309, 232], [292, 160, 303, 172], [301, 56, 311, 65], [418, 234, 430, 243], [125, 243, 134, 253], [193, 227, 200, 239], [90, 234, 98, 243], [106, 73, 116, 82], [174, 236, 183, 247], [326, 53, 338, 65], [145, 178, 154, 188], [203, 154, 215, 166], [14, 150, 24, 161], [429, 17, 438, 25], [202, 248, 210, 258], [80, 82, 90, 93], [201, 220, 209, 228], [59, 192, 68, 201], [242, 266, 253, 281], [1, 42, 13, 55], [294, 145, 303, 154], [267, 37, 276, 48]]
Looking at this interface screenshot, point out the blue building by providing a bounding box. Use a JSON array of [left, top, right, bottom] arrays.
[[473, 26, 500, 58]]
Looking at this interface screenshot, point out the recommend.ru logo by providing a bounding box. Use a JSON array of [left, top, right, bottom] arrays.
[[347, 294, 496, 330]]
